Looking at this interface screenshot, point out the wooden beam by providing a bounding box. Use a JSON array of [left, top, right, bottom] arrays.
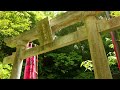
[[4, 11, 103, 48], [3, 26, 88, 64], [85, 16, 112, 79]]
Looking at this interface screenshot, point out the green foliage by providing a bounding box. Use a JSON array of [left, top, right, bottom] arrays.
[[53, 51, 82, 69], [0, 11, 29, 38], [38, 51, 83, 79], [108, 56, 117, 66], [56, 22, 84, 36], [80, 60, 93, 71], [0, 11, 46, 61], [0, 62, 12, 79], [0, 11, 46, 79], [111, 11, 120, 17], [107, 52, 117, 66], [73, 72, 94, 79], [0, 11, 46, 38]]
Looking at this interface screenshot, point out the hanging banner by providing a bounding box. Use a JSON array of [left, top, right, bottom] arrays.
[[24, 43, 37, 79]]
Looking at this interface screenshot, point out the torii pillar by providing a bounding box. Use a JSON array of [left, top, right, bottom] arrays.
[[10, 41, 27, 79], [85, 16, 112, 79]]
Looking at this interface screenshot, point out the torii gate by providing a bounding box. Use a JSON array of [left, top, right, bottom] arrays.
[[3, 11, 120, 79]]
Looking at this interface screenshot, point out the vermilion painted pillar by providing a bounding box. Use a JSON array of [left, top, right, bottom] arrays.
[[106, 11, 120, 70]]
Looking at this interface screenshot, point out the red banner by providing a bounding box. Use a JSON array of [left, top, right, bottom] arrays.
[[24, 43, 37, 79]]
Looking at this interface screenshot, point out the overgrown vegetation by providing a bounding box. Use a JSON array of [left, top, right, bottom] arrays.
[[0, 11, 120, 79]]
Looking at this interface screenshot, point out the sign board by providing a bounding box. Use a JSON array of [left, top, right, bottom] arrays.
[[37, 17, 53, 46]]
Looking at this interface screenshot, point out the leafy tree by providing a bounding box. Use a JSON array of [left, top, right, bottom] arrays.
[[0, 62, 12, 79], [38, 51, 82, 79], [0, 11, 46, 79]]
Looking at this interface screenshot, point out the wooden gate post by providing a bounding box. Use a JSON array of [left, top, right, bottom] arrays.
[[85, 16, 112, 79], [10, 44, 26, 79]]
